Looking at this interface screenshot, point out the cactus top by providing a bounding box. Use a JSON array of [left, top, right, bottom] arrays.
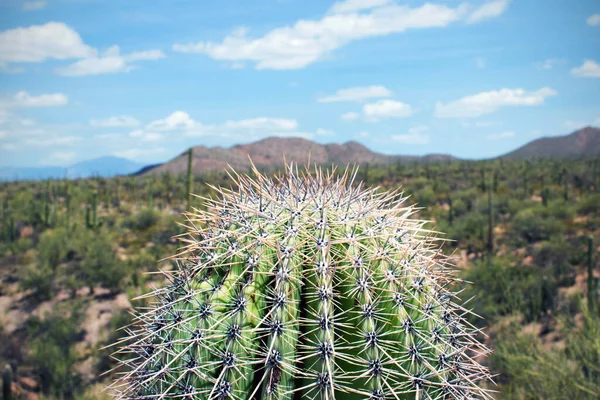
[[110, 164, 492, 400]]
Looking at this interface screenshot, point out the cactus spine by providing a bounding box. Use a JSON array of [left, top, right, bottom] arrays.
[[110, 164, 492, 400]]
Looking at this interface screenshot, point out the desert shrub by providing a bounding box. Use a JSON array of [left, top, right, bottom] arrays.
[[71, 229, 125, 292], [510, 206, 563, 244], [577, 193, 600, 215], [20, 263, 54, 300], [462, 258, 557, 324], [121, 207, 160, 231], [534, 238, 576, 285], [491, 303, 600, 399], [37, 227, 69, 270], [546, 198, 575, 220], [26, 305, 84, 398]]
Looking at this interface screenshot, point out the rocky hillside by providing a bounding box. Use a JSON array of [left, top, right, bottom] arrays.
[[143, 137, 455, 175], [501, 126, 600, 159]]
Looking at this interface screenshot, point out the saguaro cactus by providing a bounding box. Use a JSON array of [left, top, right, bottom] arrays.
[[2, 364, 11, 400], [110, 165, 492, 400]]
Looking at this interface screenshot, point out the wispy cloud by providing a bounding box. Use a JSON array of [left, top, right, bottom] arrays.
[[341, 112, 360, 121], [435, 87, 556, 118], [391, 125, 430, 144], [487, 130, 515, 140], [173, 0, 509, 70], [466, 0, 509, 24], [571, 60, 600, 78], [0, 91, 68, 108], [318, 86, 392, 103], [0, 22, 165, 75], [56, 45, 165, 76], [363, 99, 414, 121], [90, 115, 141, 128], [22, 0, 47, 11], [587, 14, 600, 26], [0, 22, 95, 65]]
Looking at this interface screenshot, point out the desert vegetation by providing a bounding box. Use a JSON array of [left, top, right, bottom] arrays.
[[0, 156, 599, 399]]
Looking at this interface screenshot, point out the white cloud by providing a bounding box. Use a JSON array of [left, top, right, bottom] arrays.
[[571, 60, 600, 78], [147, 111, 196, 131], [56, 45, 165, 76], [475, 56, 486, 68], [268, 131, 317, 140], [0, 130, 6, 139], [112, 147, 167, 162], [172, 1, 500, 70], [0, 22, 95, 65], [538, 58, 566, 70], [391, 125, 430, 144], [129, 129, 163, 142], [316, 128, 335, 136], [223, 117, 298, 131], [318, 85, 392, 103], [466, 0, 509, 24], [363, 99, 414, 121], [461, 120, 498, 127], [487, 130, 515, 140], [341, 112, 360, 121], [587, 14, 600, 26], [329, 0, 393, 14], [0, 22, 165, 75], [2, 143, 17, 151], [41, 151, 77, 165], [24, 136, 82, 146], [90, 115, 141, 128], [0, 91, 68, 108], [435, 87, 556, 118], [563, 118, 600, 130], [355, 131, 369, 138], [23, 0, 47, 10]]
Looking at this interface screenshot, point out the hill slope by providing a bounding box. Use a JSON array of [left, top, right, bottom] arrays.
[[501, 126, 600, 159], [144, 137, 455, 176]]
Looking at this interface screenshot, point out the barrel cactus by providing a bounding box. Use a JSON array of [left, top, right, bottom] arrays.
[[110, 164, 492, 399]]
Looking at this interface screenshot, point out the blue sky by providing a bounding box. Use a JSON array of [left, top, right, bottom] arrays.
[[0, 0, 599, 167]]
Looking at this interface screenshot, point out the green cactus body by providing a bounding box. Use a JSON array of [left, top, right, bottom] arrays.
[[110, 165, 491, 400]]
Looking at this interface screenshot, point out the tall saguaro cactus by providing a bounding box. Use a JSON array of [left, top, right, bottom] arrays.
[[110, 164, 492, 400]]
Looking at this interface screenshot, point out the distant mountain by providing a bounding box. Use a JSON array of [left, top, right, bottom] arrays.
[[501, 126, 600, 159], [142, 137, 457, 176], [66, 156, 143, 178], [0, 156, 143, 181]]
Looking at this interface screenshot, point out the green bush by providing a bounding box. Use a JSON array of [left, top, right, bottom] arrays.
[[577, 193, 600, 215], [121, 207, 159, 231], [510, 206, 563, 244], [37, 228, 69, 270], [26, 305, 84, 397], [20, 263, 54, 300], [491, 303, 600, 399], [462, 258, 557, 323]]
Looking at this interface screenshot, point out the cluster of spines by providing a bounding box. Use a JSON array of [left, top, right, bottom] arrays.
[[109, 164, 492, 400]]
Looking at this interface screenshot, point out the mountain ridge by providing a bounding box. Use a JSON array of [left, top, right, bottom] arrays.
[[0, 156, 143, 181], [142, 137, 458, 176], [2, 127, 598, 181], [500, 126, 600, 159]]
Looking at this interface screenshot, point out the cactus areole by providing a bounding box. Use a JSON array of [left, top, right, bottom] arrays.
[[110, 164, 492, 400]]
